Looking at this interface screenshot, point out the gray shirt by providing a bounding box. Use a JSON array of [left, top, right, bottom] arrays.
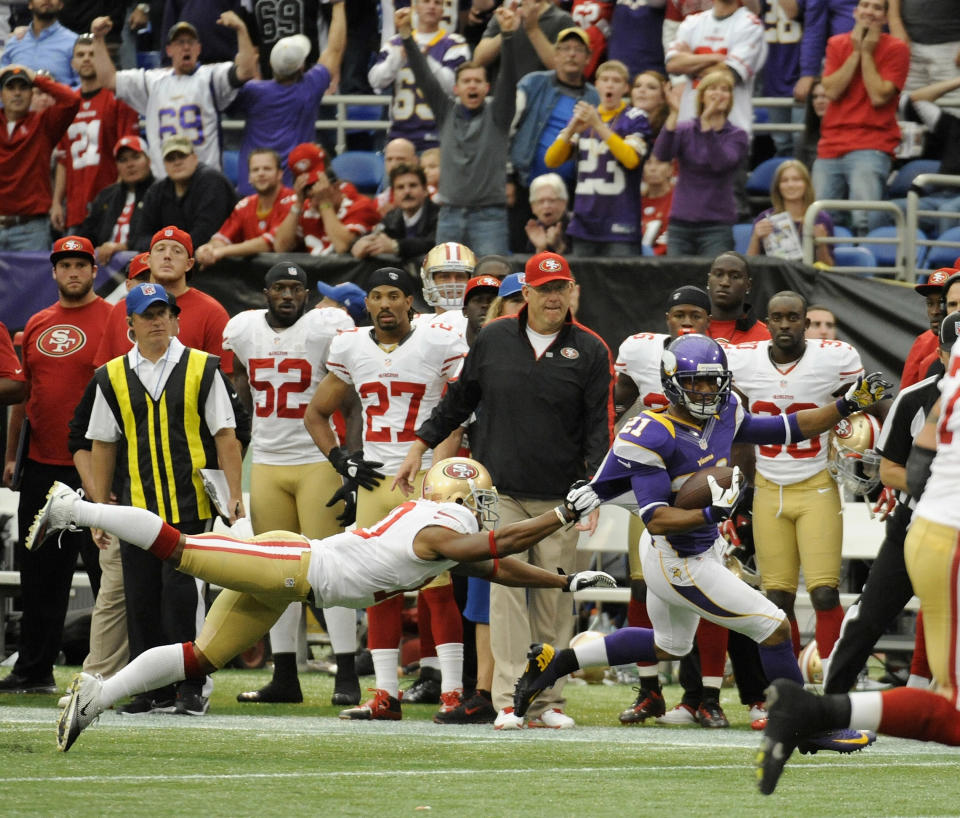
[[900, 0, 960, 45]]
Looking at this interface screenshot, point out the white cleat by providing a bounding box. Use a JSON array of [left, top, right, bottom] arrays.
[[26, 481, 80, 551], [57, 672, 104, 752]]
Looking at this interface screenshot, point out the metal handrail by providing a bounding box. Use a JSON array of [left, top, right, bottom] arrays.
[[904, 173, 960, 281], [802, 200, 905, 278]]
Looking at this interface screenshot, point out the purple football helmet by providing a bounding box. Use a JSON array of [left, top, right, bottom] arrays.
[[660, 334, 732, 419]]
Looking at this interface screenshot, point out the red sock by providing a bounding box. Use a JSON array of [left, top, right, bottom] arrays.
[[150, 522, 183, 559], [421, 584, 463, 646], [696, 619, 729, 678], [366, 595, 404, 650], [911, 610, 931, 679], [417, 590, 436, 659], [182, 642, 204, 679], [628, 597, 657, 670], [789, 618, 801, 657], [879, 687, 960, 745], [815, 604, 845, 658]]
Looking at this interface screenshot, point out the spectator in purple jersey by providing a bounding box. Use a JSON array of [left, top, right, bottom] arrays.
[[369, 0, 471, 153], [798, 76, 828, 168], [794, 0, 856, 103], [760, 0, 804, 157], [227, 5, 346, 196], [525, 173, 570, 255], [247, 0, 323, 80], [747, 159, 834, 264], [631, 70, 670, 135], [545, 59, 651, 256], [607, 0, 668, 78], [654, 68, 749, 257]]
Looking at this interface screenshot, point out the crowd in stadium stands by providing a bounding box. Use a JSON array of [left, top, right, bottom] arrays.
[[4, 0, 960, 744]]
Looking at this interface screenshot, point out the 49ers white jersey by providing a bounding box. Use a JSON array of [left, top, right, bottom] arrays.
[[915, 337, 960, 528], [726, 339, 863, 484], [326, 321, 467, 472], [307, 499, 476, 608], [616, 331, 669, 410], [223, 307, 353, 465], [412, 309, 468, 335]]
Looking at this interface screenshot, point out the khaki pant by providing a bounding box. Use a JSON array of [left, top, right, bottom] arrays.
[[489, 495, 579, 715], [82, 535, 128, 678]]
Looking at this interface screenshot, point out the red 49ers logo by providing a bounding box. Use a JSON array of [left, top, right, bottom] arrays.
[[36, 325, 86, 357], [441, 461, 479, 480], [834, 417, 853, 439]]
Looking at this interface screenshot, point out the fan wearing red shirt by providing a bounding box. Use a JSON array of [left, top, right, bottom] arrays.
[[94, 226, 234, 375], [195, 148, 296, 268], [51, 36, 139, 234], [705, 252, 771, 344], [272, 167, 381, 256], [901, 269, 950, 389]]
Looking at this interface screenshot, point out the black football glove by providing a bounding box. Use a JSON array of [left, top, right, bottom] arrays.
[[563, 480, 601, 522], [327, 446, 385, 491], [326, 478, 358, 527]]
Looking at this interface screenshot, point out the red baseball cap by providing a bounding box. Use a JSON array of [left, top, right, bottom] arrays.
[[915, 267, 955, 295], [288, 142, 326, 175], [127, 252, 151, 280], [150, 225, 193, 257], [114, 135, 147, 157], [523, 251, 574, 288], [50, 235, 95, 265], [464, 275, 501, 304]]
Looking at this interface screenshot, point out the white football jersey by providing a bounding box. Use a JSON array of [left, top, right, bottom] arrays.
[[412, 309, 468, 336], [307, 499, 476, 608], [326, 321, 467, 472], [915, 337, 960, 528], [726, 339, 863, 484], [115, 63, 240, 178], [616, 331, 669, 411], [223, 307, 353, 465]]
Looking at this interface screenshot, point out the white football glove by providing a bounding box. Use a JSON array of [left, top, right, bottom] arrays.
[[704, 465, 743, 525], [563, 480, 601, 521], [565, 570, 617, 592]]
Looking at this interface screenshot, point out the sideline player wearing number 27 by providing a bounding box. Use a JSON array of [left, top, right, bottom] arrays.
[[41, 456, 615, 752], [513, 334, 888, 748]]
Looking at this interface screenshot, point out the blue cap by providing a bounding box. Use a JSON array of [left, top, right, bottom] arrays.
[[126, 283, 179, 316], [317, 280, 367, 324], [498, 273, 525, 298]]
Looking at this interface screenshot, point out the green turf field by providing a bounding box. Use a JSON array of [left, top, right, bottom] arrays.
[[2, 668, 959, 817]]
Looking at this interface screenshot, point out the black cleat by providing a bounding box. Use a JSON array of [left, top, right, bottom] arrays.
[[513, 643, 558, 718], [236, 680, 303, 703], [697, 699, 730, 728], [401, 667, 441, 704], [433, 690, 497, 724], [618, 687, 666, 724]]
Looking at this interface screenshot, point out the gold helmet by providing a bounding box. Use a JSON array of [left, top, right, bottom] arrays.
[[568, 631, 607, 683], [421, 457, 499, 527], [421, 242, 476, 309], [827, 412, 882, 496], [798, 640, 823, 684]]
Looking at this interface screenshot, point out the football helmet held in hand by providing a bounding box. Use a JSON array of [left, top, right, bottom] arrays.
[[827, 412, 882, 496]]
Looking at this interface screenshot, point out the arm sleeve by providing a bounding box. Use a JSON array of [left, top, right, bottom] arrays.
[[799, 0, 828, 77], [544, 137, 574, 167], [492, 36, 518, 131], [188, 177, 239, 252], [734, 411, 794, 445], [582, 338, 615, 475], [203, 366, 237, 434], [653, 125, 678, 161], [404, 36, 453, 126], [606, 133, 640, 169], [415, 338, 485, 447], [68, 378, 98, 455], [35, 75, 81, 139], [0, 324, 23, 381], [631, 468, 673, 525], [86, 384, 122, 443], [368, 41, 404, 92], [725, 13, 767, 83]]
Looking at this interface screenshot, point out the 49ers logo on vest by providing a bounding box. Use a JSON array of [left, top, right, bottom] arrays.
[[36, 325, 86, 357]]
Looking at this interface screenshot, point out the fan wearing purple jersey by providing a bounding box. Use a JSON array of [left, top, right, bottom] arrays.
[[369, 0, 471, 152], [543, 59, 651, 257], [513, 333, 890, 752]]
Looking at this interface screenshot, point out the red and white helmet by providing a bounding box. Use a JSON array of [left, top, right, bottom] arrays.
[[421, 242, 476, 309]]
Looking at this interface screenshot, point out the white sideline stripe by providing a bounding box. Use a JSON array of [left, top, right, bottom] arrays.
[[3, 761, 959, 785]]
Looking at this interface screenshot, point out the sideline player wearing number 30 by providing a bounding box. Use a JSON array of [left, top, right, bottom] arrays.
[[44, 456, 614, 751], [512, 334, 889, 751]]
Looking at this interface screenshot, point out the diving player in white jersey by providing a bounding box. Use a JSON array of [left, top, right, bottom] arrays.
[[725, 291, 869, 682], [42, 457, 615, 751], [223, 261, 360, 707], [305, 266, 470, 720]]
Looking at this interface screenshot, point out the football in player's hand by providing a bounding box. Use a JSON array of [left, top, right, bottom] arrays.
[[674, 466, 736, 509]]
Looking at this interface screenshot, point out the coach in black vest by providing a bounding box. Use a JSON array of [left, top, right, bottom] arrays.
[[86, 282, 243, 716]]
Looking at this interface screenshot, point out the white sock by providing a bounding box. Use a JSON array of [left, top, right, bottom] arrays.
[[371, 648, 399, 698], [436, 643, 463, 693], [420, 655, 440, 672], [907, 673, 932, 689], [323, 606, 358, 654], [268, 604, 301, 654], [848, 691, 883, 732], [574, 638, 609, 668], [100, 644, 186, 707], [702, 676, 723, 690], [73, 499, 164, 550], [637, 666, 659, 680]]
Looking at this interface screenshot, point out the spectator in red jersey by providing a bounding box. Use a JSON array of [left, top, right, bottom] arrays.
[[0, 236, 108, 695], [78, 135, 155, 266], [640, 155, 674, 256], [272, 166, 381, 256], [94, 226, 234, 376], [195, 149, 296, 269], [0, 64, 79, 251], [50, 35, 139, 235], [900, 269, 950, 388], [705, 251, 771, 344]]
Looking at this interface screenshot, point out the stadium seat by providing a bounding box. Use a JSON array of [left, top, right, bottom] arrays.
[[136, 51, 161, 69], [331, 150, 384, 194], [733, 222, 753, 254], [887, 159, 941, 197], [222, 150, 240, 187], [924, 225, 960, 269], [832, 246, 876, 268], [746, 156, 792, 195], [864, 225, 927, 266], [346, 104, 387, 134], [832, 224, 854, 249]]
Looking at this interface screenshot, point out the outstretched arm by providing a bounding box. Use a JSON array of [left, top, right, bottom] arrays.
[[90, 16, 118, 91]]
